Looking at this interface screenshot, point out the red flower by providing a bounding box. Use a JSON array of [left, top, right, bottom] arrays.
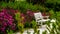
[[42, 12, 46, 16], [20, 13, 26, 24]]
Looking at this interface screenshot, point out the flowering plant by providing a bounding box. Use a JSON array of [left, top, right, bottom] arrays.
[[0, 8, 16, 34], [26, 9, 34, 22]]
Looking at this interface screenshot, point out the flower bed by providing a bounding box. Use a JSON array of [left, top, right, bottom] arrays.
[[0, 7, 60, 34], [0, 7, 50, 34]]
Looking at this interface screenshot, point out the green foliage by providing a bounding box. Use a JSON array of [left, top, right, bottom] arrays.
[[38, 5, 46, 12], [24, 22, 31, 28], [42, 30, 47, 34], [37, 30, 40, 34], [18, 23, 24, 33], [34, 26, 37, 33], [46, 0, 60, 4], [7, 30, 13, 34], [56, 11, 60, 21], [1, 2, 7, 8], [8, 2, 15, 8], [45, 0, 60, 11], [27, 31, 30, 34], [26, 0, 46, 4], [31, 20, 37, 28], [31, 20, 37, 33], [0, 1, 46, 13], [18, 2, 40, 12], [15, 12, 21, 21], [15, 12, 24, 34], [46, 21, 50, 27], [49, 9, 55, 19], [44, 20, 60, 34]]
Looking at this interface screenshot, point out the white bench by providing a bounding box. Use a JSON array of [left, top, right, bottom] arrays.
[[34, 12, 50, 26]]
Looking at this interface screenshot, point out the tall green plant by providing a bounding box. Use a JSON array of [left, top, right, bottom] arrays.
[[15, 12, 24, 34], [31, 20, 37, 33]]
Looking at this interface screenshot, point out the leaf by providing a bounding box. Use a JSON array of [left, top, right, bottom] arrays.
[[15, 12, 20, 20]]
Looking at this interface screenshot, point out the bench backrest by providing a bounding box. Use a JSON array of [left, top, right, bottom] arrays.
[[34, 12, 43, 22]]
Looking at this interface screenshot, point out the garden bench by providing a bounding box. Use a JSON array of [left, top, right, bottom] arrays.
[[34, 12, 50, 26]]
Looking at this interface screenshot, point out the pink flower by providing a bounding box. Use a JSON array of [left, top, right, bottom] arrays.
[[0, 8, 16, 34], [2, 9, 7, 12], [21, 13, 25, 17], [3, 22, 7, 27], [11, 24, 16, 30], [1, 27, 5, 32], [0, 12, 4, 16], [27, 10, 34, 17], [8, 21, 13, 25]]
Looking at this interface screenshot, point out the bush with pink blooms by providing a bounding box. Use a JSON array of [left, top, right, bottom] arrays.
[[0, 8, 17, 34], [0, 7, 35, 34]]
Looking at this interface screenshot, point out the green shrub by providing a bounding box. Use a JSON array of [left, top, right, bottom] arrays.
[[24, 22, 31, 28], [0, 1, 47, 13], [49, 9, 55, 19], [31, 20, 37, 28], [1, 2, 7, 8], [45, 0, 60, 11], [56, 11, 60, 21]]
